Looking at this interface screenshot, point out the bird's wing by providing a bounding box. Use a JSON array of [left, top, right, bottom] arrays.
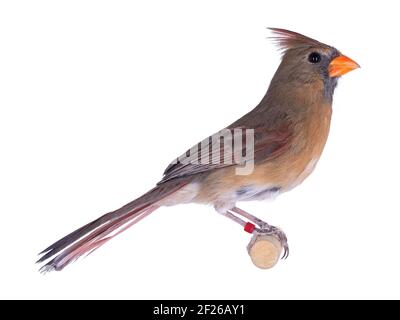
[[159, 112, 293, 183]]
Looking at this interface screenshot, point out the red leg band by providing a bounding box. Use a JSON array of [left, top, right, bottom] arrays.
[[244, 222, 255, 234]]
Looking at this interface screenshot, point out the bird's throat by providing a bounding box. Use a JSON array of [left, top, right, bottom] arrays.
[[323, 76, 338, 104]]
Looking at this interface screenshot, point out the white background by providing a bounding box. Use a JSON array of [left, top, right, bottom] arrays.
[[1, 0, 399, 299]]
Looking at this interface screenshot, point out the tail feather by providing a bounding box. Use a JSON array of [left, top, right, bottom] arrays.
[[38, 180, 188, 272], [40, 205, 157, 272]]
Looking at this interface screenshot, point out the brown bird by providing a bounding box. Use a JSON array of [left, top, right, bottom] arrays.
[[38, 28, 360, 271]]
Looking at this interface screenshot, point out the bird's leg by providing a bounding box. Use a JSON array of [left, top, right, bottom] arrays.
[[221, 211, 247, 227], [228, 207, 289, 259], [231, 207, 269, 229]]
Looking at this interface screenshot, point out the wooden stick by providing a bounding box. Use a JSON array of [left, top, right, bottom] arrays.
[[247, 234, 282, 269]]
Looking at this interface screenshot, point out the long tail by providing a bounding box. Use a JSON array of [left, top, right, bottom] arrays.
[[37, 180, 188, 272]]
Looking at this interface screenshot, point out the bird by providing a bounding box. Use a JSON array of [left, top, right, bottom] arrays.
[[38, 28, 360, 272]]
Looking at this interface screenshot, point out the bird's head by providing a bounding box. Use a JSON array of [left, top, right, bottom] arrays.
[[268, 28, 360, 102]]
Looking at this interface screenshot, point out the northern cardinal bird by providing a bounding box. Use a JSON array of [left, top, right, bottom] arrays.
[[38, 28, 359, 271]]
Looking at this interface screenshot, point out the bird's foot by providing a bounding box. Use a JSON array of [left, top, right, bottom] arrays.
[[227, 207, 289, 260], [256, 225, 289, 259]]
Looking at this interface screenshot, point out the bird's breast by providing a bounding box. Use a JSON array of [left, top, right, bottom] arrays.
[[278, 104, 333, 191]]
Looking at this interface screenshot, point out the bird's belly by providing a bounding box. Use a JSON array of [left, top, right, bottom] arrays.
[[208, 184, 282, 213], [232, 157, 319, 200], [235, 185, 281, 201]]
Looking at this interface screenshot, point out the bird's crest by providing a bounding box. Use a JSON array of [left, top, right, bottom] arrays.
[[269, 28, 329, 53]]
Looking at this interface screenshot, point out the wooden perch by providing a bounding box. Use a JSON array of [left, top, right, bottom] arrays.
[[247, 233, 282, 269]]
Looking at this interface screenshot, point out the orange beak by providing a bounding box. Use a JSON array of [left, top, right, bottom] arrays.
[[329, 54, 360, 78]]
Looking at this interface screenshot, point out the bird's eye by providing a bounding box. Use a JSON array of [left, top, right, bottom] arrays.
[[308, 52, 321, 64]]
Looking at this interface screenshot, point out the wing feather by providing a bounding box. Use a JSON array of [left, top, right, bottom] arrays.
[[160, 113, 292, 183]]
